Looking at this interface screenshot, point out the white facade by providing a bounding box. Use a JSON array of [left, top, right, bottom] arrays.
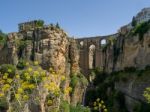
[[135, 8, 150, 24]]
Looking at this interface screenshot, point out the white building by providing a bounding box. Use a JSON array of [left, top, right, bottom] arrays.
[[118, 7, 150, 34], [135, 7, 150, 24]]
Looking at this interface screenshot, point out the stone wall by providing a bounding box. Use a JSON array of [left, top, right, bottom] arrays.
[[76, 34, 118, 75]]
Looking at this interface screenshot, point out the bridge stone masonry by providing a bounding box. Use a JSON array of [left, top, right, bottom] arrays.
[[75, 34, 119, 75]]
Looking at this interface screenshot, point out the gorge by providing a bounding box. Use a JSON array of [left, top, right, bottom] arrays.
[[0, 19, 150, 112]]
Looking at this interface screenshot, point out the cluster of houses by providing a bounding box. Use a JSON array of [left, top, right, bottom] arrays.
[[118, 7, 150, 34]]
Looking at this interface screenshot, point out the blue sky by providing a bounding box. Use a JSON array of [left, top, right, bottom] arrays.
[[0, 0, 150, 37]]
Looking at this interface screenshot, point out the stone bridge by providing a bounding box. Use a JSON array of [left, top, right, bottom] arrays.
[[76, 33, 118, 75]]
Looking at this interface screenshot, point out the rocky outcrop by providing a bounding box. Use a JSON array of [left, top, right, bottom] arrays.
[[114, 31, 150, 71], [114, 70, 150, 112], [0, 23, 88, 110]]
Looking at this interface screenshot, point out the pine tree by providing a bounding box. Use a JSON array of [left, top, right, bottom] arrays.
[[131, 16, 137, 27], [56, 22, 60, 29]]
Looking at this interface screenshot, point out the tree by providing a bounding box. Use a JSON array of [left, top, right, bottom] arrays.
[[36, 20, 44, 27], [56, 22, 60, 29], [0, 30, 2, 34], [131, 16, 137, 27]]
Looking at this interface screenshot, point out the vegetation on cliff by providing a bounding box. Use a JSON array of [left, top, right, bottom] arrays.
[[0, 30, 7, 46], [0, 62, 89, 112], [130, 20, 150, 41], [85, 66, 150, 112]]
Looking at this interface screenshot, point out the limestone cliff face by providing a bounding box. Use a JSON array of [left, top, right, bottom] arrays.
[[114, 70, 150, 112], [122, 32, 150, 69], [0, 25, 87, 108], [0, 33, 19, 65], [103, 30, 150, 72]]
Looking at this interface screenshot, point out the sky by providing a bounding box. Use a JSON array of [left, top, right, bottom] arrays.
[[0, 0, 150, 37]]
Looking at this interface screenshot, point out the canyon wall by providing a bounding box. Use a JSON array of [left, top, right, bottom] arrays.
[[0, 25, 88, 111], [76, 30, 150, 74]]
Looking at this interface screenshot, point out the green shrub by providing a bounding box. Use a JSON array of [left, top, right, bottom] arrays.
[[124, 67, 136, 73], [132, 20, 150, 41], [85, 89, 97, 106], [145, 65, 150, 71], [0, 97, 8, 111], [56, 22, 60, 29], [140, 103, 150, 112], [114, 91, 126, 109], [59, 100, 70, 112], [0, 31, 7, 46], [133, 103, 141, 112], [0, 64, 16, 77], [36, 20, 44, 27], [17, 59, 26, 69], [78, 73, 88, 86], [70, 73, 88, 95], [92, 69, 107, 86], [70, 75, 78, 89], [70, 104, 90, 112], [132, 17, 137, 27]]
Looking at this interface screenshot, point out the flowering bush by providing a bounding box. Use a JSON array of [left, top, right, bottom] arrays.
[[143, 87, 150, 103], [93, 98, 108, 112], [0, 62, 69, 112]]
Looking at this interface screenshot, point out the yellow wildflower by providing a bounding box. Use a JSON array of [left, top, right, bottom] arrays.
[[44, 84, 49, 89], [96, 98, 100, 102], [24, 72, 29, 77], [47, 100, 53, 106], [101, 100, 104, 104], [21, 82, 29, 89], [16, 74, 20, 79], [0, 93, 4, 97], [49, 67, 53, 72], [34, 61, 39, 65], [52, 71, 56, 74], [94, 106, 98, 110], [17, 88, 24, 94], [15, 94, 20, 99], [33, 71, 39, 77], [3, 74, 8, 79], [26, 75, 31, 80], [104, 109, 108, 112], [5, 84, 10, 88], [25, 62, 29, 66], [28, 84, 35, 89], [7, 78, 13, 83], [103, 105, 106, 109], [38, 67, 42, 71], [41, 71, 46, 76], [61, 76, 66, 81], [27, 67, 32, 72], [7, 69, 12, 73], [42, 77, 47, 81], [23, 95, 29, 101], [98, 103, 102, 108], [47, 77, 51, 80], [4, 73, 8, 77]]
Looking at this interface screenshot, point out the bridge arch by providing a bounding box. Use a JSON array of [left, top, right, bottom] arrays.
[[89, 44, 96, 69]]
